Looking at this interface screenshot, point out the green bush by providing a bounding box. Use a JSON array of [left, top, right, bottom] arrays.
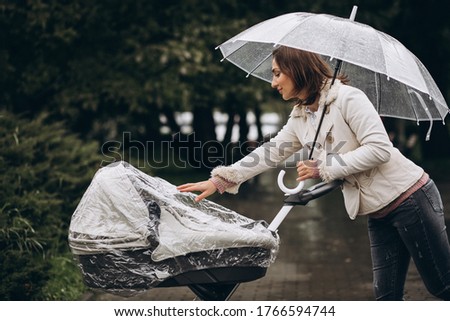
[[0, 111, 101, 300]]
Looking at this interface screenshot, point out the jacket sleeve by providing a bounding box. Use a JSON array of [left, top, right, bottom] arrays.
[[211, 117, 303, 194], [318, 86, 392, 181]]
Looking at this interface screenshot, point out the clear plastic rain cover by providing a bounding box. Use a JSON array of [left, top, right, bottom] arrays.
[[68, 161, 279, 296]]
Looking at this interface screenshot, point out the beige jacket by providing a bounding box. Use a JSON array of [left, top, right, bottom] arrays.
[[211, 80, 424, 219]]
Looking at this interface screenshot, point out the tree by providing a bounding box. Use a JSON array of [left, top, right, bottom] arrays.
[[0, 111, 100, 299]]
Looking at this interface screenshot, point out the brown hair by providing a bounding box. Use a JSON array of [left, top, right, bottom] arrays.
[[272, 46, 348, 105]]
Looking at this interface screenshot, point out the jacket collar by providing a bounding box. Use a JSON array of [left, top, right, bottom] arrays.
[[290, 79, 341, 118]]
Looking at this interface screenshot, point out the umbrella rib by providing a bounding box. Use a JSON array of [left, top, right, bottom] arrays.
[[217, 13, 306, 62], [408, 89, 433, 141], [272, 14, 316, 46], [217, 41, 247, 62], [373, 30, 389, 78], [375, 72, 381, 113], [406, 90, 420, 124], [245, 51, 274, 78]]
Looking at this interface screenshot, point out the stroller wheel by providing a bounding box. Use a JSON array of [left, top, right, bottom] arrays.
[[189, 283, 238, 301]]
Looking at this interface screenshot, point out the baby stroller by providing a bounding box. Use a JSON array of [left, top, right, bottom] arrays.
[[68, 161, 341, 300]]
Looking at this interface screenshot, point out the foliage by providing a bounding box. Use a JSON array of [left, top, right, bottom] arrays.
[[41, 255, 87, 300], [0, 111, 100, 300], [2, 1, 448, 151]]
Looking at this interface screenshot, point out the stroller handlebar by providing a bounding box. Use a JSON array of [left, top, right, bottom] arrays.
[[283, 179, 343, 206], [268, 179, 343, 232]]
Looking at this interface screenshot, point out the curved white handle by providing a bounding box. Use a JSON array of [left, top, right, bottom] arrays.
[[277, 170, 305, 195]]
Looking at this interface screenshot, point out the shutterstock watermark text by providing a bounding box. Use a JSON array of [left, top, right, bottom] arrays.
[[100, 132, 346, 169]]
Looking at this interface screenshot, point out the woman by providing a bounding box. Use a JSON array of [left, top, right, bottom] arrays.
[[177, 46, 450, 300]]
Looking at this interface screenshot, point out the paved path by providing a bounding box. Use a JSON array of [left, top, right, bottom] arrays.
[[87, 258, 434, 301], [86, 177, 449, 301]]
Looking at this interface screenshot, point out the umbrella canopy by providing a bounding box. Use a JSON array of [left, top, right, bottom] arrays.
[[217, 9, 449, 139]]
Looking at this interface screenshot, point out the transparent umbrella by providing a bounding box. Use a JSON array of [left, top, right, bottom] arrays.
[[217, 6, 449, 140]]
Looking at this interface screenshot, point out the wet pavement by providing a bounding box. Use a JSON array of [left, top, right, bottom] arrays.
[[87, 168, 450, 301]]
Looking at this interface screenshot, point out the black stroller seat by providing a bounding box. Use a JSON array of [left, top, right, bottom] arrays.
[[76, 247, 269, 300], [69, 161, 279, 300]]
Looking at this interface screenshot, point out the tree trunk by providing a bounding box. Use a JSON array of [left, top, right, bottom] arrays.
[[191, 106, 217, 168], [254, 104, 264, 142], [161, 106, 181, 134], [238, 109, 249, 143]]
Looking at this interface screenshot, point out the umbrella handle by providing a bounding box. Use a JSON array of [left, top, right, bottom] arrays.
[[277, 170, 305, 195]]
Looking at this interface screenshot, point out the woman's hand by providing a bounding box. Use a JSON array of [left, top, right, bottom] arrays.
[[176, 180, 217, 202], [296, 160, 320, 181]]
